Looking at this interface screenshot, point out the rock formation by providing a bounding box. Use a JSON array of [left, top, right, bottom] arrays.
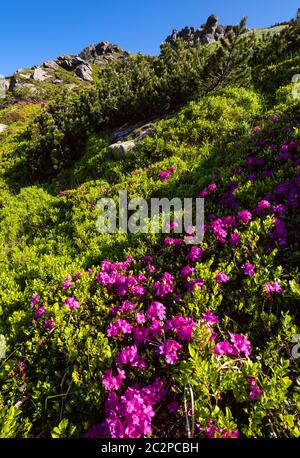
[[6, 41, 130, 95], [165, 14, 235, 46]]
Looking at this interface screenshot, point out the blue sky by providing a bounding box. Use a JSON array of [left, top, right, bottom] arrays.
[[0, 0, 298, 76]]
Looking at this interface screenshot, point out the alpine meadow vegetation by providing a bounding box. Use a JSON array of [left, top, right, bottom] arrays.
[[0, 15, 300, 439]]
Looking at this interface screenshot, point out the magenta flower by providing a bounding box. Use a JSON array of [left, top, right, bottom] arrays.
[[107, 319, 133, 337], [34, 306, 46, 319], [136, 313, 146, 324], [208, 182, 217, 192], [237, 210, 252, 224], [265, 281, 283, 294], [249, 384, 263, 401], [230, 333, 251, 358], [166, 316, 197, 341], [215, 272, 230, 284], [43, 319, 54, 330], [63, 280, 73, 290], [213, 341, 235, 356], [166, 220, 179, 230], [247, 377, 263, 401], [131, 285, 145, 296], [201, 311, 219, 324], [258, 200, 271, 210], [116, 345, 146, 368], [158, 339, 182, 365], [187, 246, 204, 262], [64, 297, 80, 310], [186, 278, 205, 292], [159, 170, 171, 182], [199, 188, 209, 198], [30, 294, 40, 307], [229, 232, 241, 246], [102, 368, 126, 391], [241, 263, 256, 276], [146, 301, 166, 321], [181, 265, 195, 278]]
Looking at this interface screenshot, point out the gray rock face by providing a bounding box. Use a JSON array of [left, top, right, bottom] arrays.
[[109, 140, 136, 159], [74, 63, 93, 81], [32, 67, 52, 82], [0, 123, 8, 133], [165, 14, 235, 46], [56, 55, 86, 71], [109, 122, 154, 159], [79, 41, 129, 63], [43, 60, 59, 70], [9, 76, 37, 92], [18, 73, 32, 80]]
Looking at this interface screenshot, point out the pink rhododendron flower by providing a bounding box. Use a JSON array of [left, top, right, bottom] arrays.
[[213, 341, 235, 356], [107, 319, 133, 337], [116, 345, 146, 368], [34, 306, 46, 319], [166, 221, 179, 231], [159, 170, 171, 182], [158, 339, 182, 364], [186, 278, 205, 292], [63, 279, 73, 290], [265, 281, 283, 294], [215, 272, 230, 283], [30, 294, 40, 307], [102, 368, 126, 391], [201, 311, 219, 324], [199, 188, 209, 198], [43, 319, 54, 330], [258, 200, 271, 210], [229, 232, 241, 246], [64, 297, 80, 310], [166, 315, 197, 341], [146, 301, 166, 321], [242, 263, 256, 276], [187, 246, 204, 262], [136, 313, 146, 324], [237, 210, 252, 224], [181, 265, 195, 278]]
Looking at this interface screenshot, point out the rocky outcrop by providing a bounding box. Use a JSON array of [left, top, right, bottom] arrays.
[[165, 15, 235, 46], [32, 67, 52, 82], [43, 60, 59, 70], [5, 40, 130, 96], [79, 41, 129, 63], [56, 55, 86, 71], [9, 76, 37, 93], [74, 63, 93, 81], [109, 122, 155, 159], [109, 140, 136, 159]]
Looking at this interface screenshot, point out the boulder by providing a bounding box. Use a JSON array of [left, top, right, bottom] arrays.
[[0, 78, 9, 98], [56, 55, 86, 71], [32, 67, 52, 82], [75, 63, 93, 81], [0, 124, 8, 133], [43, 60, 59, 70], [108, 140, 136, 159], [79, 41, 129, 63], [9, 76, 37, 92], [18, 72, 32, 80]]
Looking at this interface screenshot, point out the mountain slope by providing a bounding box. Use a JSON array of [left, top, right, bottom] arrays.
[[0, 12, 299, 439]]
